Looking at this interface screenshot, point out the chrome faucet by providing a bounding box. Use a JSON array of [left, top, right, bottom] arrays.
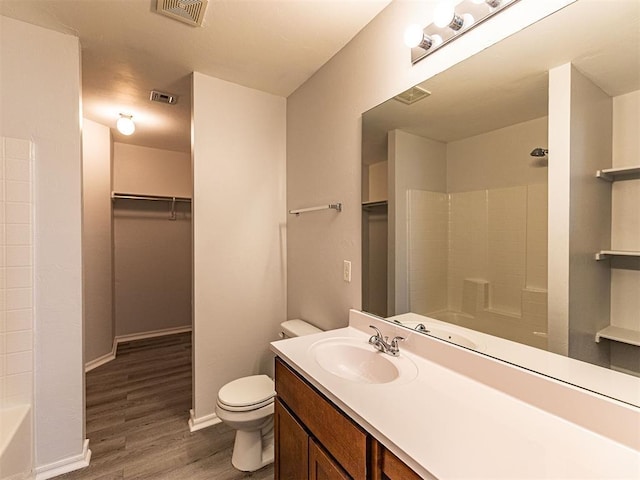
[[368, 325, 404, 357]]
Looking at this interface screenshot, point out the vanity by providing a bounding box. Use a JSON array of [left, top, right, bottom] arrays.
[[274, 357, 420, 480], [271, 310, 640, 479]]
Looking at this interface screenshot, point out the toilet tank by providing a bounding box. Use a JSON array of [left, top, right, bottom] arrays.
[[280, 319, 322, 338]]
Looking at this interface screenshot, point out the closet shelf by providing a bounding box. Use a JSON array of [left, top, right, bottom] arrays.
[[596, 165, 640, 181], [362, 200, 388, 210], [595, 326, 640, 347], [288, 203, 342, 215], [111, 192, 192, 202], [595, 250, 640, 260]]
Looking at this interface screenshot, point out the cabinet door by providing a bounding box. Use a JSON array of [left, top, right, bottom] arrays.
[[378, 446, 423, 480], [309, 438, 351, 480], [276, 358, 368, 479], [275, 398, 309, 480]]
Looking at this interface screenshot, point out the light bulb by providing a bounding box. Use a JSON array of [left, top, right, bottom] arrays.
[[433, 1, 463, 30], [404, 24, 426, 48], [117, 114, 135, 136], [433, 1, 455, 27], [462, 13, 475, 28]]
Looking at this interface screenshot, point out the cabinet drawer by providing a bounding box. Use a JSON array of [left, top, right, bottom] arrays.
[[275, 358, 368, 479]]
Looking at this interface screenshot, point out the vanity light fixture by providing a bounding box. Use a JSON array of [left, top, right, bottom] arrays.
[[407, 0, 521, 65], [433, 1, 465, 31], [472, 0, 502, 7], [403, 24, 443, 50], [116, 113, 135, 136]]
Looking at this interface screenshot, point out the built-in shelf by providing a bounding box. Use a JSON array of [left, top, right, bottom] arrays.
[[594, 165, 640, 350], [362, 200, 388, 210], [595, 250, 640, 261], [596, 165, 640, 181], [111, 192, 192, 202], [595, 325, 640, 347]]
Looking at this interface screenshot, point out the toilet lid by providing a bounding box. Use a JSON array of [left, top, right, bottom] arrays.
[[217, 374, 275, 408]]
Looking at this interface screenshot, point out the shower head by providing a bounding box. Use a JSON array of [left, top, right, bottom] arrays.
[[530, 148, 548, 157]]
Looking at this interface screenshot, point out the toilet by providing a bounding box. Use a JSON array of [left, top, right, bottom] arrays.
[[215, 319, 322, 472]]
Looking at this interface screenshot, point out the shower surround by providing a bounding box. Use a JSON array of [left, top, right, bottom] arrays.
[[407, 184, 548, 349], [0, 136, 34, 479]]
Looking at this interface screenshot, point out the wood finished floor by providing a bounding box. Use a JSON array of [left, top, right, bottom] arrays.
[[56, 333, 274, 480]]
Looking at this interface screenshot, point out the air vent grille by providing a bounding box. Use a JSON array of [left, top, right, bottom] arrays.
[[156, 0, 208, 27], [150, 90, 179, 105], [393, 86, 431, 105]]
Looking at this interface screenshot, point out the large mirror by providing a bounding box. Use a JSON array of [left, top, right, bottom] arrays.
[[362, 0, 640, 406]]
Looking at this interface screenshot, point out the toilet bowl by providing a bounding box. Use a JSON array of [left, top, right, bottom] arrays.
[[215, 375, 276, 472], [215, 319, 322, 472]]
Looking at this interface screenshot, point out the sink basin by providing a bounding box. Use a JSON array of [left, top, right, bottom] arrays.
[[309, 337, 417, 384]]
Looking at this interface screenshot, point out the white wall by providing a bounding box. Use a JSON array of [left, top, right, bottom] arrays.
[[113, 143, 191, 197], [389, 130, 446, 314], [286, 0, 575, 330], [367, 161, 388, 202], [548, 64, 613, 367], [192, 73, 286, 427], [447, 117, 548, 193], [112, 143, 192, 337], [568, 66, 613, 367], [0, 15, 86, 474], [82, 119, 114, 365]]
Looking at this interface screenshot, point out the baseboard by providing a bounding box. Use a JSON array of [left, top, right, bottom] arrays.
[[188, 408, 221, 433], [115, 325, 192, 344], [34, 439, 91, 480], [84, 343, 117, 373], [84, 326, 192, 372]]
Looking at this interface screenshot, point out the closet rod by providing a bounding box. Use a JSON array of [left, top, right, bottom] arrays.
[[288, 203, 342, 215], [111, 192, 192, 203]]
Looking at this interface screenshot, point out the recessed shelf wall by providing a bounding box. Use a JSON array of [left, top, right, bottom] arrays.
[[595, 325, 640, 347], [593, 165, 639, 348]]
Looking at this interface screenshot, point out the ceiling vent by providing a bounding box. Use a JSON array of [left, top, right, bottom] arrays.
[[150, 90, 179, 105], [393, 86, 431, 105], [156, 0, 208, 27]]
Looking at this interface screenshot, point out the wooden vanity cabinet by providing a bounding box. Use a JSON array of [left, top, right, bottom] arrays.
[[275, 397, 350, 480], [309, 438, 351, 480], [374, 444, 423, 480], [274, 398, 308, 479], [274, 357, 423, 480]]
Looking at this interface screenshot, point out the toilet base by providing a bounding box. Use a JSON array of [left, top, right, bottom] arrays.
[[231, 420, 274, 472]]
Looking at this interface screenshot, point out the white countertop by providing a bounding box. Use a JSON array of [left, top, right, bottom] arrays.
[[270, 311, 640, 479]]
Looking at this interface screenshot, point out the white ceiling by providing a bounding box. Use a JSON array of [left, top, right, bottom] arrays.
[[362, 0, 640, 164], [0, 0, 391, 153]]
